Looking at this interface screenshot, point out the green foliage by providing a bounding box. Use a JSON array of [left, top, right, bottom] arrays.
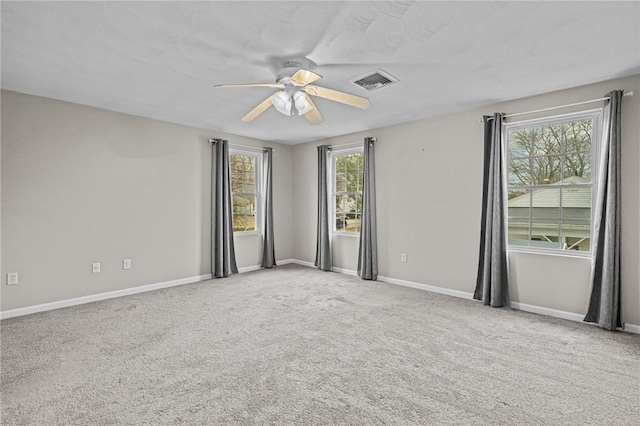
[[334, 152, 364, 232], [335, 152, 364, 193]]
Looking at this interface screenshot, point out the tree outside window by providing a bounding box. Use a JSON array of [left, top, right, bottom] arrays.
[[333, 150, 364, 233], [230, 153, 259, 232], [507, 113, 598, 253]]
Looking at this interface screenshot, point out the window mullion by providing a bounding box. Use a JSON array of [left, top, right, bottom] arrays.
[[528, 189, 533, 247], [557, 123, 564, 250], [559, 187, 563, 249], [560, 121, 565, 182], [529, 127, 534, 186]]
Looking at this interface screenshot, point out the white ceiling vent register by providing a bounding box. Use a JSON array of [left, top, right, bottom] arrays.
[[351, 70, 398, 91]]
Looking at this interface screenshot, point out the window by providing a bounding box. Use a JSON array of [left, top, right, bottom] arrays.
[[332, 149, 364, 233], [230, 151, 260, 233], [506, 110, 600, 253]]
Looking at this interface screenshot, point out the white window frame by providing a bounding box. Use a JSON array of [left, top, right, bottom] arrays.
[[229, 149, 262, 236], [330, 147, 364, 237], [504, 108, 602, 257]]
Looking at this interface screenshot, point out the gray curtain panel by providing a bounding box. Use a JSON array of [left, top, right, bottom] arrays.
[[584, 90, 623, 330], [358, 137, 377, 280], [474, 113, 509, 307], [212, 139, 238, 278], [315, 145, 332, 271], [261, 147, 276, 268]]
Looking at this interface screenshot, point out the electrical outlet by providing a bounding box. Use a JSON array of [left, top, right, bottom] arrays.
[[401, 253, 407, 263], [7, 273, 18, 285], [123, 259, 131, 270], [92, 263, 101, 274]]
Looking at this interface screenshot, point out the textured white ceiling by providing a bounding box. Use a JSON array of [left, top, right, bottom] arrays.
[[2, 1, 639, 145]]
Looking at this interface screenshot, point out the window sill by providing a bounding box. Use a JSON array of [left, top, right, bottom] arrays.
[[507, 246, 591, 259], [233, 231, 261, 237], [332, 232, 360, 238]]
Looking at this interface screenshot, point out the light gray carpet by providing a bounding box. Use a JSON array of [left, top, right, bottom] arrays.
[[1, 264, 639, 425]]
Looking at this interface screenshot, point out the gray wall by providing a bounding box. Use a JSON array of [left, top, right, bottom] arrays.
[[293, 75, 640, 326], [3, 75, 639, 327], [1, 90, 294, 311]]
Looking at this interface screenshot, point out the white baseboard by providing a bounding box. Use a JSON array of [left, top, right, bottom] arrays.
[[511, 302, 640, 334], [1, 259, 292, 320], [622, 323, 640, 334], [287, 259, 640, 335], [332, 266, 358, 277], [377, 274, 475, 300], [0, 273, 213, 320], [4, 259, 638, 335], [238, 260, 302, 273], [289, 259, 315, 268], [509, 301, 585, 323], [237, 264, 262, 274], [379, 276, 638, 334], [288, 261, 472, 301]]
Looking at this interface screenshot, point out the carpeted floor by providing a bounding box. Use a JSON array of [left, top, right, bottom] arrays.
[[1, 264, 639, 425]]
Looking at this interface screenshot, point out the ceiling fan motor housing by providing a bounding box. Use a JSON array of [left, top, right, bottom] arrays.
[[276, 62, 304, 85]]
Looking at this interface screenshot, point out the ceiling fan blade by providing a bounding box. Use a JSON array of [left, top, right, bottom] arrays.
[[241, 96, 274, 122], [303, 94, 323, 125], [215, 83, 285, 89], [305, 85, 370, 109], [290, 69, 322, 86]]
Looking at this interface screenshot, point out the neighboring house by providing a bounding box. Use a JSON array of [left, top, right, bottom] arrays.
[[508, 176, 591, 251]]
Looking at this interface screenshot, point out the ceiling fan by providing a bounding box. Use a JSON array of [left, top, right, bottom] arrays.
[[214, 63, 370, 124]]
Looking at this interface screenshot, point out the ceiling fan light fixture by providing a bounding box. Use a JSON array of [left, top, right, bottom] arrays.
[[218, 67, 369, 123], [272, 91, 292, 116], [293, 91, 313, 115]]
